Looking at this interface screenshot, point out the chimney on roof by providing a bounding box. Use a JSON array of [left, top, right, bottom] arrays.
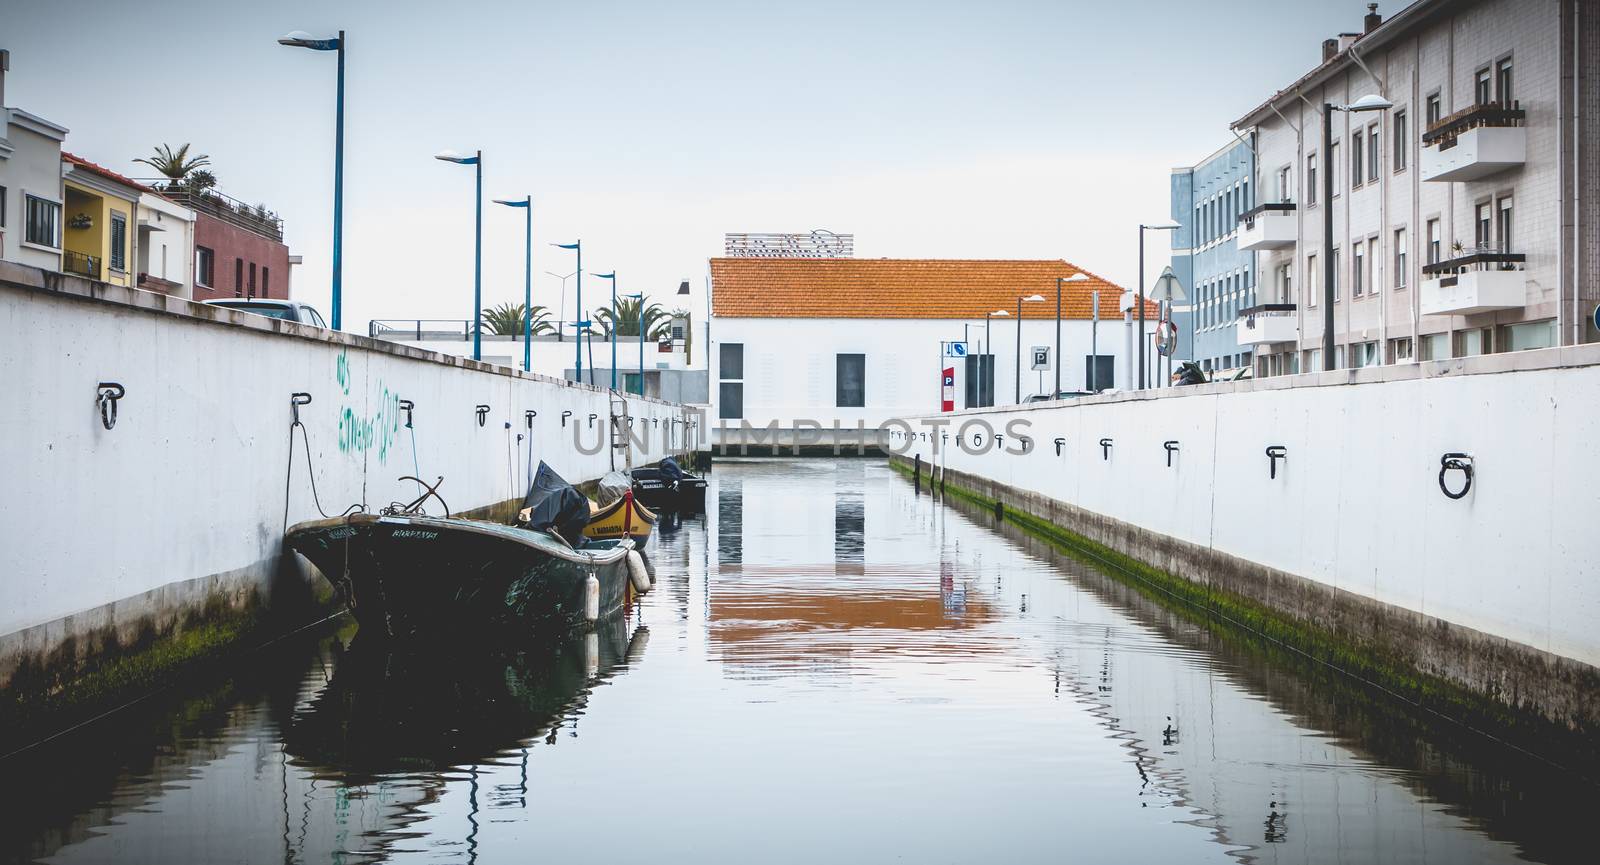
[[0, 49, 9, 109], [1322, 38, 1339, 62], [1365, 4, 1382, 33], [1338, 32, 1361, 52]]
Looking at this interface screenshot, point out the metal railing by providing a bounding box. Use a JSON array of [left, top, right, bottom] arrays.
[[370, 319, 476, 341], [134, 179, 284, 242], [1422, 101, 1525, 149], [1421, 249, 1525, 287], [63, 250, 101, 279], [1237, 201, 1296, 229], [1236, 303, 1297, 320]]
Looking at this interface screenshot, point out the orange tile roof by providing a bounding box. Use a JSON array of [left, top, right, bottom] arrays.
[[709, 257, 1151, 320], [61, 152, 157, 194]]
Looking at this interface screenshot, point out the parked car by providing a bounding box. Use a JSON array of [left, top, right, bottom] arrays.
[[1024, 390, 1093, 403], [204, 298, 328, 328]]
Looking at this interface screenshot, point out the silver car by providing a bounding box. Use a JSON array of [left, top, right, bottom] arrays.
[[204, 298, 328, 328]]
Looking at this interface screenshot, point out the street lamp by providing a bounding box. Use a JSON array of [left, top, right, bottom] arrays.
[[552, 241, 582, 381], [493, 195, 533, 372], [593, 271, 618, 391], [545, 270, 575, 342], [1322, 93, 1393, 370], [435, 149, 483, 361], [985, 310, 1008, 408], [1055, 272, 1091, 397], [277, 29, 345, 330], [624, 291, 645, 396], [1016, 294, 1044, 404], [1137, 220, 1181, 389]]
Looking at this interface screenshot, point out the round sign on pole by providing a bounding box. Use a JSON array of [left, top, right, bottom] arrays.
[[1593, 303, 1600, 335]]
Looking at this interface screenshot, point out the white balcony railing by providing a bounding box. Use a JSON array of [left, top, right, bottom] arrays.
[[1236, 203, 1297, 251], [1235, 304, 1298, 346], [1420, 252, 1528, 316], [1420, 103, 1526, 183]]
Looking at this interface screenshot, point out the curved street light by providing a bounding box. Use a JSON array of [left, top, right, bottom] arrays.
[[278, 29, 345, 329], [1016, 294, 1045, 403], [493, 195, 533, 371], [1055, 272, 1091, 396], [436, 149, 483, 360]]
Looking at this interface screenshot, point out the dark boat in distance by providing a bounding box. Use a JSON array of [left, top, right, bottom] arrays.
[[286, 464, 648, 639], [630, 457, 707, 512]]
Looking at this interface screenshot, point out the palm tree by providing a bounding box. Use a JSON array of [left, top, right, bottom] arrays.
[[481, 302, 555, 337], [133, 143, 211, 184], [594, 296, 671, 339]]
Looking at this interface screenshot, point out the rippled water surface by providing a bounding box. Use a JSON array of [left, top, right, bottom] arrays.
[[3, 458, 1593, 864]]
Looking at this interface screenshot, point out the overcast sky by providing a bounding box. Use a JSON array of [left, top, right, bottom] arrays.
[[4, 0, 1371, 329]]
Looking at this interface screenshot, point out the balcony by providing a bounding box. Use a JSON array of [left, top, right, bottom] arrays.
[[1420, 251, 1528, 316], [63, 250, 102, 280], [1235, 303, 1298, 346], [1420, 103, 1526, 182], [1236, 202, 1297, 251], [137, 180, 285, 242]]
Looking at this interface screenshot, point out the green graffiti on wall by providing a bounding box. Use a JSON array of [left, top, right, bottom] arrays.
[[334, 351, 402, 463]]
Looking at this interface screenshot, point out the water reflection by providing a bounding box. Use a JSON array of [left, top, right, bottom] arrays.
[[2, 459, 1592, 865]]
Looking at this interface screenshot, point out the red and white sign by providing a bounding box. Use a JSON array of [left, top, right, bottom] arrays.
[[941, 367, 955, 412]]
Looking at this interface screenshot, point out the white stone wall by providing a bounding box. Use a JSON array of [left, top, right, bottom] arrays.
[[0, 266, 701, 644], [900, 345, 1600, 669]]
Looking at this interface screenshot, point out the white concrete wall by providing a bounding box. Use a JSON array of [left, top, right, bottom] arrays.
[[136, 193, 194, 296], [710, 316, 1148, 431], [0, 266, 702, 642], [898, 346, 1600, 669]]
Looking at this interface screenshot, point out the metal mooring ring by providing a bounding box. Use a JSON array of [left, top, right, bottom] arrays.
[[97, 382, 126, 430], [1439, 453, 1474, 500], [475, 405, 490, 427]]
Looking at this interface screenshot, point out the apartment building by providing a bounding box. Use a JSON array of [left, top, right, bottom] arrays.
[[1232, 0, 1598, 376], [1170, 138, 1259, 375]]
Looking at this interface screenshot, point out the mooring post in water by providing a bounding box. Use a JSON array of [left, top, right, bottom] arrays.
[[993, 499, 1003, 521], [914, 453, 922, 493]]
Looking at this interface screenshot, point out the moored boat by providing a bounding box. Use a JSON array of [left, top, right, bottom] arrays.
[[629, 457, 708, 512], [583, 470, 657, 543], [286, 464, 643, 639]]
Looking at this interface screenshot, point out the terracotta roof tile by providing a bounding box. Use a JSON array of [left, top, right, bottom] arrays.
[[709, 257, 1151, 319], [61, 152, 157, 194]]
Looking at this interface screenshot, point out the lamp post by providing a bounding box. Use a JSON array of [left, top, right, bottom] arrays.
[[553, 242, 582, 381], [1322, 93, 1393, 370], [594, 271, 618, 391], [985, 310, 1007, 408], [624, 291, 645, 396], [493, 195, 532, 371], [277, 29, 345, 330], [545, 270, 575, 342], [435, 149, 483, 361], [1015, 294, 1044, 404], [1055, 272, 1090, 397], [1136, 221, 1181, 389]]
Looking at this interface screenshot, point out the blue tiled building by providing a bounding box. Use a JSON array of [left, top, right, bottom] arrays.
[[1169, 139, 1256, 374]]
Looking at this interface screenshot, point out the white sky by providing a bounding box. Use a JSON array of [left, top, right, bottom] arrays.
[[3, 0, 1372, 330]]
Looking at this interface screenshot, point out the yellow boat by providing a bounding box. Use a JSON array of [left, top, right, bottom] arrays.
[[584, 490, 657, 543]]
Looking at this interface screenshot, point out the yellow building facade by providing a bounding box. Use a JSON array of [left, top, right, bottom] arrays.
[[61, 153, 143, 287]]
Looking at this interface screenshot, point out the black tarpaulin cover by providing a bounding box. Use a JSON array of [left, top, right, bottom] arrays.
[[521, 462, 590, 545], [658, 456, 685, 482]]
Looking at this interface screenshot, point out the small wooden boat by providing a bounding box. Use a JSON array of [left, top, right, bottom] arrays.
[[286, 464, 646, 639], [584, 486, 657, 543], [629, 457, 708, 512]]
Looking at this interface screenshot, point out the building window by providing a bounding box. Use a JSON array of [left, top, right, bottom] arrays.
[[1307, 254, 1318, 307], [196, 246, 215, 286], [1496, 57, 1514, 105], [1426, 92, 1441, 126], [1367, 123, 1380, 183], [263, 266, 270, 297], [1419, 332, 1449, 361], [1394, 228, 1408, 290], [1475, 67, 1492, 105], [1306, 153, 1318, 206], [1085, 355, 1114, 392], [1277, 263, 1292, 304], [1330, 142, 1340, 195], [1353, 241, 1365, 297], [836, 353, 866, 408], [249, 262, 257, 298], [1332, 247, 1341, 302], [718, 342, 744, 419], [109, 211, 127, 272], [1393, 109, 1407, 170], [24, 194, 61, 248], [1351, 130, 1364, 188], [1277, 166, 1291, 202], [1499, 319, 1554, 352], [1475, 202, 1493, 250], [1497, 195, 1514, 253], [1390, 337, 1414, 363], [1456, 326, 1493, 357], [235, 258, 244, 296], [1350, 341, 1378, 368], [0, 185, 7, 230], [1427, 219, 1441, 265]]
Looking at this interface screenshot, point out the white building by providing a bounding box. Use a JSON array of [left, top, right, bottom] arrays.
[[0, 50, 69, 273], [707, 257, 1148, 445], [1231, 0, 1599, 377], [135, 191, 195, 297]]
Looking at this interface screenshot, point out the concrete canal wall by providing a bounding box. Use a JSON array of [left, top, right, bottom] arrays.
[[0, 261, 702, 707], [891, 346, 1600, 738]]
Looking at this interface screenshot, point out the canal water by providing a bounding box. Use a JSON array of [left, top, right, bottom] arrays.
[[2, 458, 1592, 864]]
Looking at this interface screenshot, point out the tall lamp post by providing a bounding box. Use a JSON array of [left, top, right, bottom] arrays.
[[1055, 272, 1090, 397], [1322, 94, 1393, 370], [624, 292, 645, 396], [553, 242, 582, 381], [594, 271, 618, 391], [493, 195, 533, 371], [545, 270, 575, 342], [1015, 294, 1044, 403], [277, 29, 345, 330], [1136, 221, 1181, 389], [435, 150, 483, 360], [985, 310, 1007, 408]]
